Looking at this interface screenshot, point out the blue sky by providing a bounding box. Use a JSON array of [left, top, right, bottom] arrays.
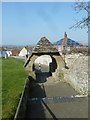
[[0, 2, 2, 45], [1, 2, 88, 46]]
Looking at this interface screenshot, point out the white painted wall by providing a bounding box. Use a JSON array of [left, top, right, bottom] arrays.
[[19, 47, 28, 57], [1, 51, 8, 58], [0, 50, 12, 58], [6, 51, 12, 56]]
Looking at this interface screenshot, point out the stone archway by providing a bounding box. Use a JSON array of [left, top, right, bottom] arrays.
[[24, 37, 65, 82]]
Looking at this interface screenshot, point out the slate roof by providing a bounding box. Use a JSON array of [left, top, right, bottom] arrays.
[[54, 38, 80, 46], [32, 37, 58, 53]]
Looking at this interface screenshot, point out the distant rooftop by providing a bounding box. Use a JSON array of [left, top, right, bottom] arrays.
[[32, 37, 58, 53]]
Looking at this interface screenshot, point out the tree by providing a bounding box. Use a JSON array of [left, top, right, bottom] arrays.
[[70, 1, 90, 31]]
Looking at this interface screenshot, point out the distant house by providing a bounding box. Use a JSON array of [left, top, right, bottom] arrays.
[[19, 47, 28, 57], [0, 51, 1, 57], [54, 32, 83, 55], [6, 50, 12, 56], [2, 50, 8, 58], [0, 48, 12, 58], [11, 46, 33, 57], [11, 48, 21, 56]]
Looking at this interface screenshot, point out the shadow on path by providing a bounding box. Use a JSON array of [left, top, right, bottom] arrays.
[[26, 75, 88, 119], [26, 76, 57, 119], [41, 100, 58, 120], [35, 72, 52, 83]]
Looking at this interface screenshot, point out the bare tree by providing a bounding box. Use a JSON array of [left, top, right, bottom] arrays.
[[70, 1, 90, 31]]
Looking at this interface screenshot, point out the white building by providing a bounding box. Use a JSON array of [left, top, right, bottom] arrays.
[[19, 47, 28, 57], [0, 48, 12, 58], [6, 51, 12, 57]]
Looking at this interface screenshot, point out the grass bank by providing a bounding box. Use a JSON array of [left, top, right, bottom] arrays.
[[0, 58, 2, 120], [2, 57, 27, 119]]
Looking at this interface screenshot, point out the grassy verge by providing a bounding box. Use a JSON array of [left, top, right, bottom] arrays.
[[2, 57, 27, 119], [0, 58, 2, 120]]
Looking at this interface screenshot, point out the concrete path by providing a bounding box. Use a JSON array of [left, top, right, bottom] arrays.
[[26, 74, 88, 119]]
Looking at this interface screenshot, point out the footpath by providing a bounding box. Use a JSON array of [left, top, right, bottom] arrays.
[[26, 75, 88, 119]]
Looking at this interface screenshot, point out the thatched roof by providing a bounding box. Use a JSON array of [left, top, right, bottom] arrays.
[[32, 37, 58, 53]]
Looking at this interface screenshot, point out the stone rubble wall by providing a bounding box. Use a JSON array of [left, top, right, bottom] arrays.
[[63, 54, 88, 95]]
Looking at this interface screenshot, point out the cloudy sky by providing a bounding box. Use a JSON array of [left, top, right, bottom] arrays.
[[1, 2, 88, 46]]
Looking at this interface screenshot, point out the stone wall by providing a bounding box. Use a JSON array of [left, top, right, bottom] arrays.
[[63, 54, 88, 95], [52, 55, 65, 81], [25, 54, 65, 81]]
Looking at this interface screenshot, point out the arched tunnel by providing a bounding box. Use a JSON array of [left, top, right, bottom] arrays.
[[32, 55, 57, 83]]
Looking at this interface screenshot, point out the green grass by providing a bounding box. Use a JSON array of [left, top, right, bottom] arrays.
[[0, 58, 2, 120], [2, 57, 27, 119]]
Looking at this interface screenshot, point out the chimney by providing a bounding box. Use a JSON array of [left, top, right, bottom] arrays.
[[64, 32, 67, 41], [62, 32, 67, 47]]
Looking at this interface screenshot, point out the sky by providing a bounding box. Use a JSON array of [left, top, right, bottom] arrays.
[[0, 3, 2, 46], [1, 2, 88, 46]]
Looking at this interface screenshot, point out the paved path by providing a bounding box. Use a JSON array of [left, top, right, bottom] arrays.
[[26, 74, 88, 119]]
